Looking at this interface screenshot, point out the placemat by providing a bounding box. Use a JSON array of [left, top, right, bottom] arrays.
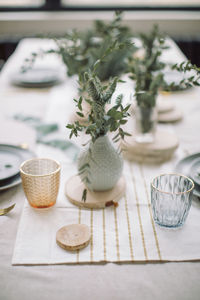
[[12, 154, 200, 265]]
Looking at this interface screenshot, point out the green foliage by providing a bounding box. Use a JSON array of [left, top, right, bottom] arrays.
[[163, 61, 200, 90], [128, 25, 166, 108], [87, 11, 135, 80], [128, 25, 200, 108], [66, 70, 131, 143], [22, 11, 135, 81], [82, 189, 87, 202]]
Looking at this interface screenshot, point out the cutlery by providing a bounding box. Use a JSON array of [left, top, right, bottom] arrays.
[[0, 203, 16, 216]]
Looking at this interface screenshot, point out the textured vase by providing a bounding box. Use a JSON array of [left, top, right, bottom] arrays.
[[77, 135, 123, 191]]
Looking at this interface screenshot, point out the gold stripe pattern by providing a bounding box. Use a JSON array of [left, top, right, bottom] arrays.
[[124, 194, 134, 261], [102, 208, 107, 261], [90, 208, 94, 262], [139, 164, 162, 261], [114, 206, 120, 261], [76, 207, 82, 263], [130, 163, 148, 261]]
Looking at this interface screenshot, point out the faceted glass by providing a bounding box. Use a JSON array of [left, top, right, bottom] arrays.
[[151, 173, 194, 228]]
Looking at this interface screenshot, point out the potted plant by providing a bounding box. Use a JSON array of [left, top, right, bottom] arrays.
[[128, 25, 200, 143], [66, 68, 131, 201]]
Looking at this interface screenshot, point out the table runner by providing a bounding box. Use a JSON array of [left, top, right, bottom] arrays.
[[12, 94, 200, 264], [12, 145, 200, 265]]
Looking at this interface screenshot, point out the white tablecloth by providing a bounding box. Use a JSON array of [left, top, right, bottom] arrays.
[[1, 38, 200, 300]]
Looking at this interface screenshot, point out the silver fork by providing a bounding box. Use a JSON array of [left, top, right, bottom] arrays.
[[0, 204, 16, 216]]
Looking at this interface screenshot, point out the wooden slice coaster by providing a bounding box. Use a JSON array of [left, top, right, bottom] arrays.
[[157, 100, 175, 113], [158, 109, 183, 123], [65, 175, 125, 209], [123, 150, 175, 164], [121, 130, 179, 163], [56, 224, 91, 251]]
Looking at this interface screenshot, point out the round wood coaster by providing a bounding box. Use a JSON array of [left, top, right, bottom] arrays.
[[56, 224, 91, 251], [157, 100, 174, 113], [158, 109, 183, 123], [121, 130, 179, 163], [65, 175, 125, 209]]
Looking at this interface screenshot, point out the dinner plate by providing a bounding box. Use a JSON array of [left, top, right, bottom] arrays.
[[190, 158, 200, 186], [11, 68, 61, 88], [0, 148, 22, 182], [0, 144, 35, 191], [175, 152, 200, 198]]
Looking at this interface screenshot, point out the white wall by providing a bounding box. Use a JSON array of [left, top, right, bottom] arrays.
[[0, 11, 200, 38]]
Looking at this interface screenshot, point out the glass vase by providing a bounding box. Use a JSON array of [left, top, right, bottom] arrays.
[[135, 105, 157, 143]]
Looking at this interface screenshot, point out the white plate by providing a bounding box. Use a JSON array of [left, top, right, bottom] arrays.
[[11, 68, 61, 88]]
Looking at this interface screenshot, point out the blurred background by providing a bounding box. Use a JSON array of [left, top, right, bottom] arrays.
[[0, 0, 200, 71]]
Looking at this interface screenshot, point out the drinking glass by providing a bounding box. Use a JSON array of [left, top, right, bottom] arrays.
[[151, 173, 194, 228], [20, 158, 60, 208]]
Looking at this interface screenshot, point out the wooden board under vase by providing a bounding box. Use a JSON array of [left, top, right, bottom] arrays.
[[121, 129, 179, 164], [65, 175, 126, 209]]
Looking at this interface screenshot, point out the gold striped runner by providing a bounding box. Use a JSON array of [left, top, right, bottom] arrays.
[[90, 208, 94, 262], [124, 194, 134, 261], [102, 208, 107, 261], [139, 164, 162, 261], [114, 206, 120, 261], [76, 207, 82, 263], [129, 163, 148, 261]]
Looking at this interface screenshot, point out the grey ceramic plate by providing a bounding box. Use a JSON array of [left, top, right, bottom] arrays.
[[11, 68, 61, 88], [0, 148, 22, 181], [190, 158, 200, 186], [175, 153, 200, 198], [0, 144, 35, 191]]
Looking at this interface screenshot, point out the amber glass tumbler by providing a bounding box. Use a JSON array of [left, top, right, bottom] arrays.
[[20, 158, 60, 208]]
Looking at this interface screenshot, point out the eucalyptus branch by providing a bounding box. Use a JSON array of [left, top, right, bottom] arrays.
[[162, 61, 200, 91], [66, 71, 131, 143], [128, 25, 200, 108], [21, 11, 135, 80], [21, 48, 57, 73], [172, 61, 200, 73]]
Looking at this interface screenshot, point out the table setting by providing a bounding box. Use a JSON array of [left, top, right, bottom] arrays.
[[1, 12, 200, 300]]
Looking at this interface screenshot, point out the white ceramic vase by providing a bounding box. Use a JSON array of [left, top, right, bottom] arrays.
[[77, 135, 123, 191]]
